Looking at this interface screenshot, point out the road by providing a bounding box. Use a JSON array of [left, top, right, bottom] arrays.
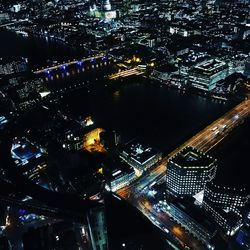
[[170, 98, 250, 156], [115, 98, 250, 249]]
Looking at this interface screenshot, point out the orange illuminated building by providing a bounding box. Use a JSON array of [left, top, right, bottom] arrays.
[[83, 128, 106, 153]]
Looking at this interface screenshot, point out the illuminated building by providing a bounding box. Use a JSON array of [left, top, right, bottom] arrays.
[[189, 59, 229, 91], [236, 227, 250, 248], [61, 131, 83, 151], [11, 139, 43, 167], [106, 164, 136, 192], [0, 206, 7, 229], [10, 4, 21, 12], [0, 58, 28, 76], [228, 56, 247, 75], [202, 203, 242, 236], [203, 182, 249, 213], [166, 197, 217, 246], [24, 161, 48, 183], [244, 211, 250, 227], [87, 207, 108, 250], [0, 13, 10, 24], [151, 64, 179, 82], [119, 141, 162, 174], [244, 58, 250, 77], [60, 116, 94, 151], [83, 128, 106, 153], [60, 127, 106, 153], [17, 78, 48, 100], [84, 128, 104, 146], [89, 0, 117, 19], [0, 116, 8, 129], [202, 181, 249, 235], [169, 25, 196, 37], [82, 116, 94, 127], [166, 147, 217, 197]]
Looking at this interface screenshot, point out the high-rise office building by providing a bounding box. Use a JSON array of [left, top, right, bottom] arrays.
[[87, 207, 108, 250], [202, 181, 249, 235], [203, 182, 249, 213], [166, 147, 217, 197]]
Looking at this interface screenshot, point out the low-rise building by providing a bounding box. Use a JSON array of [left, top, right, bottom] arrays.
[[106, 163, 136, 192], [11, 139, 43, 167], [61, 131, 83, 151], [189, 59, 229, 91], [0, 58, 28, 76], [167, 197, 217, 245], [119, 141, 162, 174]]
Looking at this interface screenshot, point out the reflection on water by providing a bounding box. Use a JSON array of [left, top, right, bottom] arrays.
[[113, 90, 120, 102], [42, 59, 116, 91], [0, 30, 85, 68], [61, 81, 234, 154]]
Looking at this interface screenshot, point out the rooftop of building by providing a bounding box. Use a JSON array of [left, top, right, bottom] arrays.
[[11, 139, 43, 166], [192, 59, 228, 76], [205, 181, 249, 197], [0, 115, 8, 129], [106, 159, 135, 181], [60, 120, 97, 143], [169, 147, 216, 169], [121, 140, 159, 165]]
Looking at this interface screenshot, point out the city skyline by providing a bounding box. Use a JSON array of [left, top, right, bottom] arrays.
[[0, 0, 249, 249]]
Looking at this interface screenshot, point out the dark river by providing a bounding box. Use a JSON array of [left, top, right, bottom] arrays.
[[0, 30, 86, 68], [0, 30, 249, 250]]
